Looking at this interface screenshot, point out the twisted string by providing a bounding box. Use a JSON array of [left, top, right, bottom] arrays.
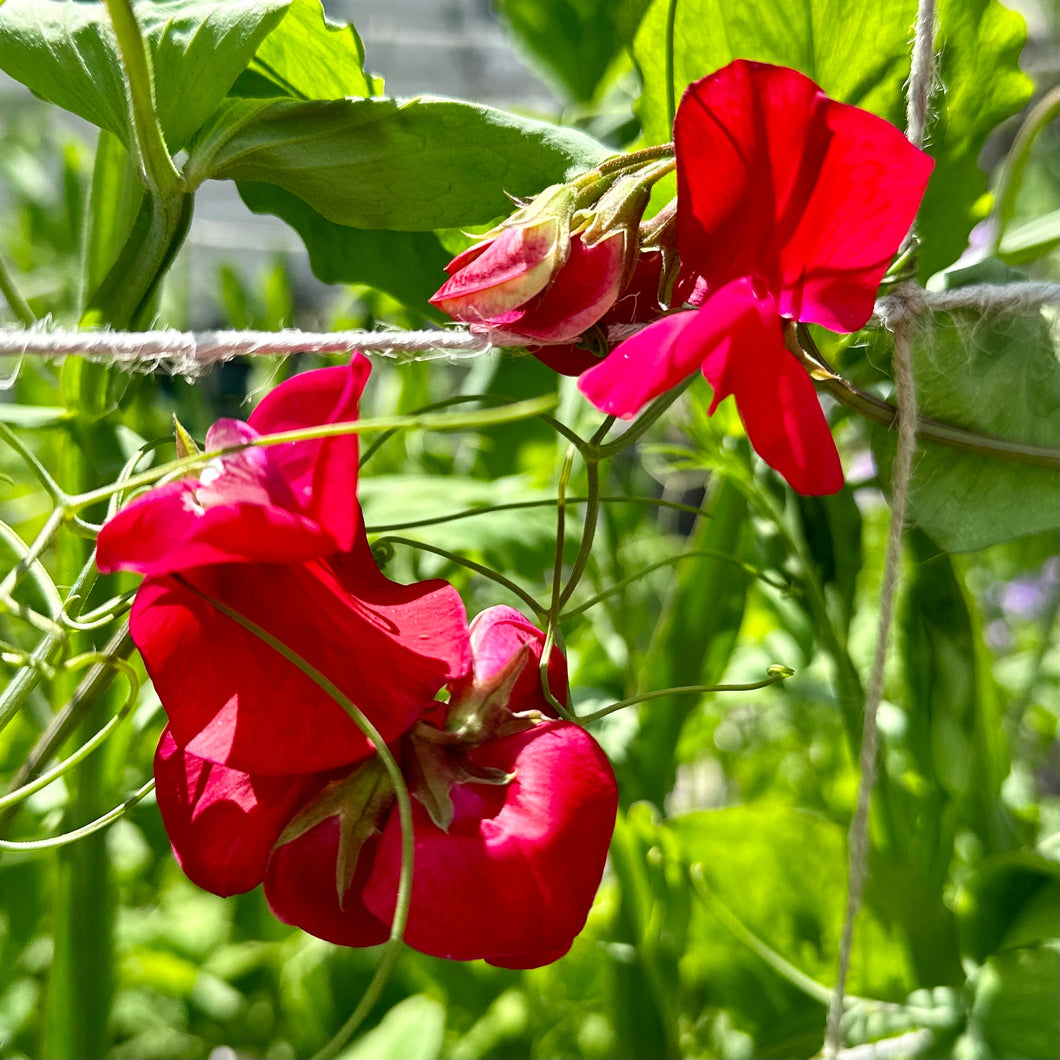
[[824, 0, 936, 1054], [1, 279, 1056, 381]]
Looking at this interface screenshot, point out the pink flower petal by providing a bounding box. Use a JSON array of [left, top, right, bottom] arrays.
[[97, 361, 371, 575], [429, 223, 562, 320], [491, 232, 626, 344], [577, 310, 705, 417], [454, 605, 568, 713], [362, 720, 617, 967], [131, 545, 470, 776], [95, 480, 334, 576], [153, 727, 324, 896]]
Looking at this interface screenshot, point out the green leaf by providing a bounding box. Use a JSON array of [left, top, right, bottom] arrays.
[[237, 182, 449, 316], [630, 0, 1032, 276], [245, 0, 374, 100], [191, 96, 611, 230], [632, 0, 916, 145], [338, 995, 445, 1060], [0, 0, 289, 152], [670, 804, 915, 1054], [970, 943, 1060, 1060], [919, 0, 1034, 278], [494, 0, 645, 104], [872, 263, 1060, 553], [795, 488, 863, 638]]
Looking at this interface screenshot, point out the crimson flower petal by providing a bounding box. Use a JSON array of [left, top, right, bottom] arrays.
[[264, 817, 389, 948], [774, 98, 934, 331], [95, 480, 335, 576], [362, 720, 617, 967], [577, 310, 705, 417], [96, 361, 371, 575], [131, 545, 470, 775], [674, 60, 932, 331], [698, 280, 843, 495], [153, 727, 324, 896], [247, 358, 370, 552]]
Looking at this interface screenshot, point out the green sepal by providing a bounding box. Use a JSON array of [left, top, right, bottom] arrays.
[[274, 756, 394, 908], [172, 415, 200, 461]]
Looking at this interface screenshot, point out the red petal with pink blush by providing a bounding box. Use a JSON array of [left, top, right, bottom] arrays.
[[362, 720, 617, 967], [453, 605, 568, 714], [94, 480, 335, 577], [264, 817, 389, 947], [698, 280, 843, 495], [492, 232, 626, 344], [429, 224, 561, 320], [153, 727, 325, 897], [131, 547, 470, 776], [248, 358, 370, 553]]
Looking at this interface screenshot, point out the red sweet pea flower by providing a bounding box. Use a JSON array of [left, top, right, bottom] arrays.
[[130, 536, 471, 775], [96, 359, 369, 575], [97, 360, 471, 775], [579, 60, 934, 495], [154, 607, 618, 968]]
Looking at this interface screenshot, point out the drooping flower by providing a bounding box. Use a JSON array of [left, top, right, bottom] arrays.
[[579, 60, 934, 495], [153, 606, 619, 969], [96, 360, 472, 775]]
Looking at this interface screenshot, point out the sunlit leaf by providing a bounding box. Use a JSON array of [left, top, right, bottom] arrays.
[[0, 0, 289, 151], [245, 0, 375, 100], [873, 263, 1060, 553], [237, 182, 450, 316], [192, 96, 610, 230]]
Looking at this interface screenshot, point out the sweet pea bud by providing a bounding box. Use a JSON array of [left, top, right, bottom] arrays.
[[575, 171, 654, 279], [429, 183, 577, 321]]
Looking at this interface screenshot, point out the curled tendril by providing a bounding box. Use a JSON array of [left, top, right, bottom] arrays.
[[371, 539, 397, 568]]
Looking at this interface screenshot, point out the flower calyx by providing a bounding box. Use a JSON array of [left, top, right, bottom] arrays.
[[406, 642, 546, 832], [273, 757, 395, 908]]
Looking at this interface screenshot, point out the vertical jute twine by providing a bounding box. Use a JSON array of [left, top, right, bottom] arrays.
[[822, 1, 934, 1055]]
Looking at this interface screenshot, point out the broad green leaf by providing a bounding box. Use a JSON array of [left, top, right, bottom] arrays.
[[0, 0, 289, 152], [237, 183, 449, 316], [494, 0, 647, 104], [338, 995, 445, 1060], [632, 0, 915, 145], [631, 0, 1031, 277], [246, 0, 374, 100], [872, 263, 1060, 553], [897, 531, 1010, 876], [191, 96, 611, 230], [670, 804, 915, 1053]]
